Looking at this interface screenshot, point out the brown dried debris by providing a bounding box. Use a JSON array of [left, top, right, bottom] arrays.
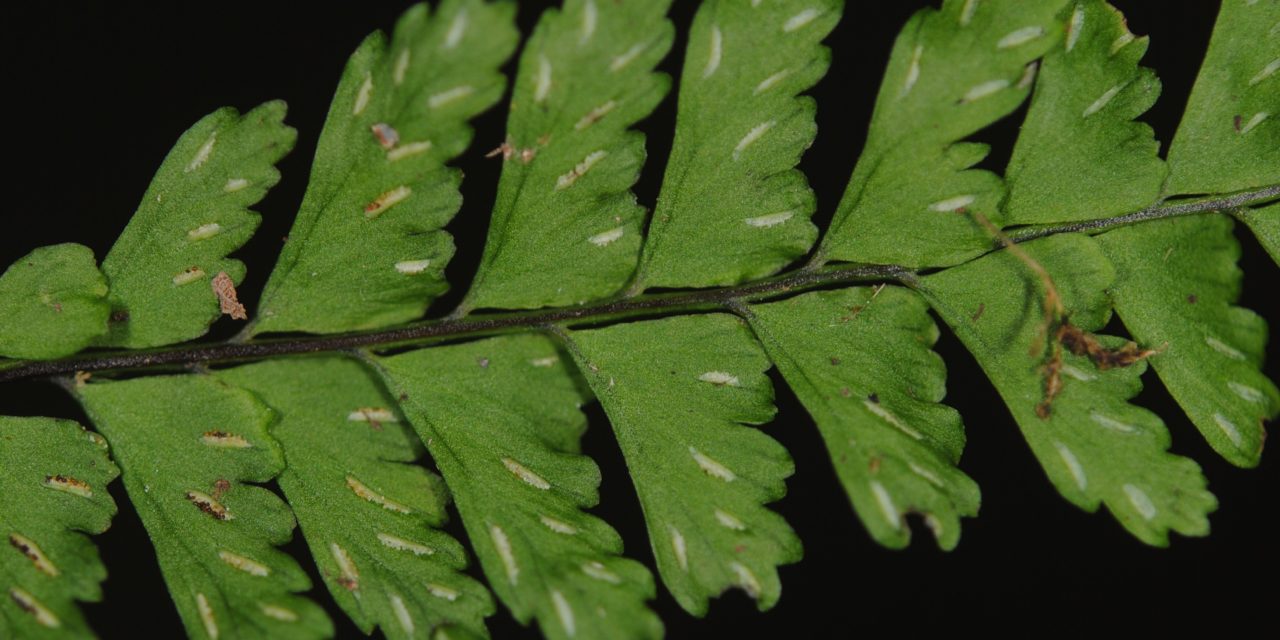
[[211, 272, 247, 320]]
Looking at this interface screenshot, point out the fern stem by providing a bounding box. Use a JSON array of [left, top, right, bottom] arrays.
[[1, 185, 1274, 384]]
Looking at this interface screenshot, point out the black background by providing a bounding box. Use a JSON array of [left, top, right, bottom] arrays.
[[2, 1, 1277, 637]]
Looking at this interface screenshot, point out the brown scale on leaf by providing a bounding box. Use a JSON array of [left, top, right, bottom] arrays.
[[212, 272, 247, 321]]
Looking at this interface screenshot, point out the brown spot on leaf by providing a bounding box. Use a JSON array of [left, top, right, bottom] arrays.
[[1187, 294, 1198, 304], [971, 302, 986, 322]]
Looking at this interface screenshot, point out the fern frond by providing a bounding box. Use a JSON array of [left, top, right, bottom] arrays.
[[1004, 0, 1166, 223], [255, 0, 518, 334], [1099, 216, 1279, 466], [630, 0, 839, 289], [376, 336, 662, 640], [1239, 203, 1280, 265], [921, 234, 1217, 545], [816, 0, 1066, 266], [0, 417, 117, 636], [745, 286, 979, 550], [463, 0, 674, 311], [219, 357, 493, 639], [1165, 0, 1278, 195], [76, 376, 331, 639], [0, 244, 109, 360], [99, 102, 295, 348], [564, 315, 799, 616]]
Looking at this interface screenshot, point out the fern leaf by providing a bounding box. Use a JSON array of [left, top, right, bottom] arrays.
[[76, 376, 331, 639], [99, 102, 295, 348], [629, 0, 840, 290], [920, 234, 1216, 545], [563, 315, 800, 616], [1004, 0, 1166, 224], [1165, 0, 1278, 195], [374, 336, 661, 640], [814, 0, 1066, 267], [0, 244, 109, 359], [462, 0, 674, 311], [255, 0, 518, 335], [1239, 204, 1280, 265], [0, 417, 117, 637], [1098, 215, 1279, 467], [218, 357, 493, 639], [745, 286, 979, 550]]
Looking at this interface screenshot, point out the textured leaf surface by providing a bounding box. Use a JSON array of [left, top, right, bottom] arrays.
[[920, 234, 1216, 545], [462, 0, 674, 311], [1239, 203, 1280, 266], [1165, 0, 1279, 195], [816, 0, 1066, 267], [100, 102, 295, 348], [566, 315, 799, 616], [746, 286, 979, 550], [1004, 0, 1166, 224], [630, 0, 839, 290], [0, 417, 117, 638], [376, 335, 660, 640], [255, 0, 518, 334], [77, 376, 330, 639], [0, 244, 108, 359], [1099, 215, 1279, 467], [219, 357, 492, 639]]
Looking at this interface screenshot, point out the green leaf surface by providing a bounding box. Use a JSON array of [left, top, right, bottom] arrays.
[[76, 375, 330, 639], [218, 356, 493, 639], [462, 0, 674, 311], [565, 315, 799, 616], [1165, 0, 1279, 196], [255, 0, 518, 335], [816, 0, 1066, 267], [1098, 215, 1279, 467], [920, 234, 1216, 545], [1004, 0, 1166, 224], [100, 102, 296, 348], [0, 417, 118, 638], [376, 335, 661, 640], [0, 244, 109, 360], [1238, 203, 1280, 266], [746, 286, 979, 550], [630, 0, 840, 290]]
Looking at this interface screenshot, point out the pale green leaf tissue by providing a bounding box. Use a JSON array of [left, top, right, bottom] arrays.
[[77, 376, 331, 639], [0, 417, 118, 638], [463, 0, 674, 311], [747, 286, 979, 550], [256, 0, 519, 334], [566, 315, 800, 616], [0, 244, 109, 360], [377, 336, 662, 640], [220, 356, 493, 640]]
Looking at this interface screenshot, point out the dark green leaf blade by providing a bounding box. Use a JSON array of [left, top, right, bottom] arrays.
[[0, 244, 109, 359], [920, 234, 1216, 545], [100, 102, 295, 348], [219, 356, 494, 639], [1238, 203, 1280, 266], [814, 0, 1066, 268], [1165, 0, 1279, 195], [461, 0, 674, 311], [630, 0, 840, 290], [375, 336, 661, 640], [255, 0, 519, 335], [746, 286, 979, 550], [0, 417, 118, 637], [565, 315, 799, 615], [1099, 215, 1279, 467], [77, 375, 331, 639], [1004, 0, 1166, 224]]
